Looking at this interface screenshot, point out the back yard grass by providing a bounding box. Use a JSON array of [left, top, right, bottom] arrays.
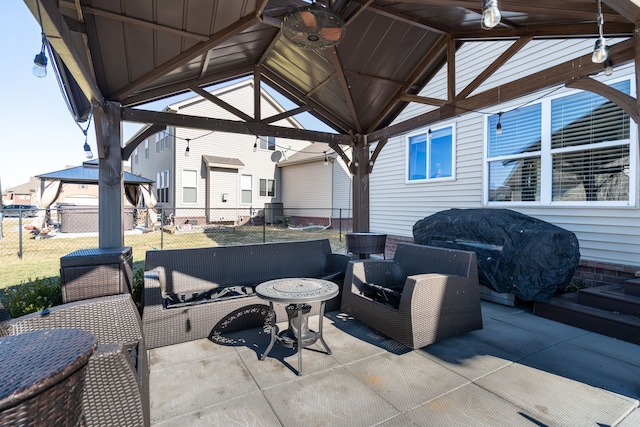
[[0, 218, 348, 289]]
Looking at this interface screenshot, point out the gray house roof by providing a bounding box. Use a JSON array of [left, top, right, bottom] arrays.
[[279, 142, 336, 166], [36, 159, 153, 184]]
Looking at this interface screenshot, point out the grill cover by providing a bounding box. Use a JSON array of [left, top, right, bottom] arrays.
[[413, 209, 580, 302]]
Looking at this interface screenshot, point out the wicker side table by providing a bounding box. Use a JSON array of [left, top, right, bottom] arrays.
[[0, 329, 96, 426], [60, 246, 133, 303]]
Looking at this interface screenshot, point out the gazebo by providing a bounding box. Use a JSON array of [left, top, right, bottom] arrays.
[[20, 0, 640, 248]]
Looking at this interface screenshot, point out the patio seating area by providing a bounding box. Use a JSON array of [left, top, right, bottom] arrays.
[[149, 300, 640, 426]]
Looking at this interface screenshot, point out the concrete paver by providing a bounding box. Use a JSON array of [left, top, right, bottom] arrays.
[[149, 301, 640, 426]]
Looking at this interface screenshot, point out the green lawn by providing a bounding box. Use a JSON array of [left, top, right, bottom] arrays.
[[0, 219, 348, 289]]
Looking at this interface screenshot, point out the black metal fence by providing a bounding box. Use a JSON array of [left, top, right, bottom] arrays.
[[0, 207, 353, 288]]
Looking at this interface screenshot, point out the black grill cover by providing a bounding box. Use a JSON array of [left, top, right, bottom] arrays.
[[412, 209, 580, 302]]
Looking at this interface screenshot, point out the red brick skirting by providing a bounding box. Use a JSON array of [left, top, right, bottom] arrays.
[[383, 234, 640, 289]]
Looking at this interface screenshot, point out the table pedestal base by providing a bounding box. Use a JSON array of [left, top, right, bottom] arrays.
[[260, 301, 331, 375]]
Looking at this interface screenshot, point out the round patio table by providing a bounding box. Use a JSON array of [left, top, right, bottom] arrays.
[[256, 278, 339, 375], [0, 328, 97, 426]]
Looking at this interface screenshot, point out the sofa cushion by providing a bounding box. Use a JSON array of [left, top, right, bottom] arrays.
[[163, 285, 255, 309], [360, 283, 402, 309]]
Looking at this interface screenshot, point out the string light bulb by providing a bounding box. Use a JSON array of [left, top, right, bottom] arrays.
[[481, 0, 501, 30], [604, 58, 614, 76], [592, 0, 609, 64], [32, 40, 48, 78], [33, 1, 48, 78], [253, 137, 258, 152], [185, 138, 190, 157], [323, 151, 328, 166], [496, 112, 503, 135], [83, 140, 93, 159]]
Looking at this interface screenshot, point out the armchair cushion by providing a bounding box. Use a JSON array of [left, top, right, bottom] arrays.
[[360, 283, 403, 309]]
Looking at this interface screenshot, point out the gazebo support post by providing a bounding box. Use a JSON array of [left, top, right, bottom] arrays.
[[352, 134, 370, 233], [94, 101, 125, 248]]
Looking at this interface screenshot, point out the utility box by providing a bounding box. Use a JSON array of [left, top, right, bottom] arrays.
[[60, 246, 133, 303], [264, 203, 284, 224]]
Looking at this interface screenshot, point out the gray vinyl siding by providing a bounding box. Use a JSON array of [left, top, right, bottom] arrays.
[[130, 131, 175, 206], [281, 162, 332, 208], [331, 159, 352, 212], [372, 39, 640, 265]]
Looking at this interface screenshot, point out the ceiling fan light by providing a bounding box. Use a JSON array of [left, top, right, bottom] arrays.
[[282, 4, 346, 50]]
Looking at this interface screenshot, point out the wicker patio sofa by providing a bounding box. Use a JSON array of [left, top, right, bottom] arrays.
[[341, 242, 483, 349], [143, 238, 352, 349], [0, 293, 149, 426]]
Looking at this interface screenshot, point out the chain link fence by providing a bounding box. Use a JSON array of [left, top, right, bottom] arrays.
[[0, 206, 353, 288]]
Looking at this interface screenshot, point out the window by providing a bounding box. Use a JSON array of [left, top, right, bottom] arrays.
[[260, 179, 276, 197], [259, 136, 276, 151], [182, 170, 197, 203], [486, 80, 633, 205], [407, 125, 455, 181], [144, 141, 149, 159], [241, 174, 252, 204], [134, 148, 138, 165], [155, 133, 170, 153], [156, 170, 170, 203]]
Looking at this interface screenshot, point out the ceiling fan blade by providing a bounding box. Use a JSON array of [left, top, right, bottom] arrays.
[[289, 32, 310, 41], [300, 11, 318, 29], [319, 27, 343, 42]]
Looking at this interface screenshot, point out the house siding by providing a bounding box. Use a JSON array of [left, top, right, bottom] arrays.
[[129, 78, 326, 224], [281, 161, 332, 208], [372, 39, 640, 270]]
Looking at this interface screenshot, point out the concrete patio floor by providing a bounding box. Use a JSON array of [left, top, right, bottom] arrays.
[[149, 301, 640, 426]]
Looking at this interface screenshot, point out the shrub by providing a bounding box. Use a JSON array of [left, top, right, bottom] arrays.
[[0, 277, 63, 318], [561, 278, 586, 294], [131, 267, 144, 315]]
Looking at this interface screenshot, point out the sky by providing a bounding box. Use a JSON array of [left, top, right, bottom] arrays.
[[0, 2, 332, 192]]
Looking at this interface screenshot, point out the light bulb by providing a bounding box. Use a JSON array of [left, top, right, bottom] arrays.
[[83, 141, 93, 159], [592, 38, 609, 64], [253, 141, 258, 152], [185, 146, 190, 157], [32, 51, 47, 78], [604, 59, 614, 76], [496, 122, 502, 135], [481, 0, 501, 30]]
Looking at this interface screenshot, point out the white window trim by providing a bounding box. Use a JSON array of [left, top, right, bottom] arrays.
[[405, 122, 457, 184], [182, 169, 198, 204], [259, 178, 276, 197], [240, 174, 253, 204], [483, 77, 637, 207]]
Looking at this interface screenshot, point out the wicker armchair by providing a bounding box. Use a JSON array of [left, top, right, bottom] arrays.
[[0, 294, 149, 427], [341, 243, 483, 349]]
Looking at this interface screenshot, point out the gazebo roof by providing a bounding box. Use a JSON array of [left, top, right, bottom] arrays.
[[22, 0, 639, 140], [36, 160, 153, 185]]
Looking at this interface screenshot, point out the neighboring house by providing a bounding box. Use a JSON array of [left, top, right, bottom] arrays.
[[278, 141, 352, 228], [129, 78, 351, 226], [3, 177, 39, 206], [370, 39, 638, 281]]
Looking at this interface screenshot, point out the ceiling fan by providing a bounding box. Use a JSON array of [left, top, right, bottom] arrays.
[[281, 1, 346, 50]]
